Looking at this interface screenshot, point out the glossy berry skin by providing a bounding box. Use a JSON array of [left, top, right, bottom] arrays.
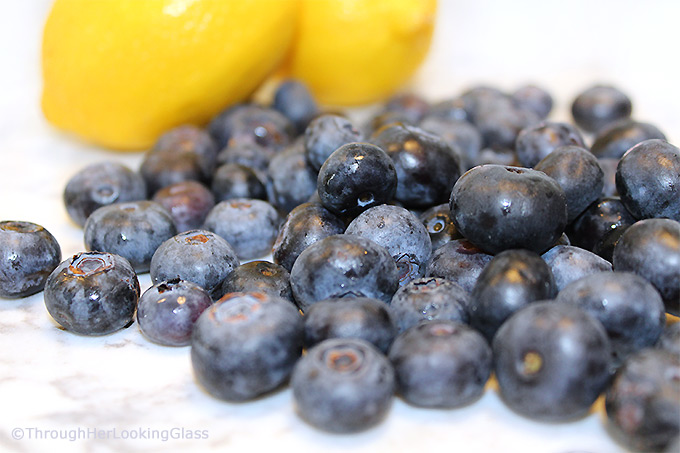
[[272, 79, 319, 134], [605, 349, 680, 452], [419, 203, 463, 250], [136, 279, 212, 346], [64, 162, 147, 227], [390, 277, 469, 334], [44, 252, 140, 336], [493, 301, 612, 421], [541, 245, 612, 291], [220, 261, 293, 305], [388, 320, 492, 408], [557, 271, 666, 364], [304, 297, 397, 353], [371, 123, 462, 208], [425, 239, 494, 293], [84, 200, 177, 273], [571, 85, 632, 133], [0, 221, 61, 299], [317, 142, 398, 217], [266, 141, 317, 213], [613, 218, 680, 316], [211, 163, 266, 202], [511, 84, 553, 120], [203, 198, 280, 261], [304, 114, 363, 171], [566, 197, 636, 252], [289, 234, 399, 312], [150, 230, 239, 300], [615, 139, 680, 221], [208, 104, 295, 152], [152, 180, 215, 233], [291, 338, 395, 433], [515, 121, 586, 168], [346, 205, 432, 286], [470, 249, 556, 341], [534, 145, 604, 223], [191, 292, 304, 402], [591, 119, 666, 159], [450, 165, 568, 255]]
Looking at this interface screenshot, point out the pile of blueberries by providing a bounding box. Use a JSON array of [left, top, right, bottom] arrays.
[[1, 80, 679, 451]]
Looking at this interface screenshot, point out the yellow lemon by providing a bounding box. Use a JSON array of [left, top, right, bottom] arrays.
[[284, 0, 437, 106], [41, 0, 299, 151]]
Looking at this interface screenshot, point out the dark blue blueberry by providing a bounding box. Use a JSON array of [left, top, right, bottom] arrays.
[[149, 229, 239, 299], [289, 234, 399, 312], [534, 145, 605, 223], [291, 337, 395, 433], [63, 162, 147, 227], [493, 301, 612, 421], [0, 221, 61, 298], [208, 104, 295, 152], [304, 297, 397, 353], [382, 92, 431, 125], [469, 249, 556, 341], [571, 85, 633, 133], [613, 218, 680, 316], [83, 200, 177, 273], [152, 180, 216, 233], [449, 165, 568, 254], [615, 139, 680, 221], [316, 142, 398, 217], [459, 85, 507, 119], [266, 140, 318, 213], [474, 146, 519, 167], [390, 277, 469, 333], [566, 196, 636, 252], [425, 239, 494, 293], [137, 278, 212, 346], [419, 116, 481, 171], [388, 320, 492, 408], [511, 84, 553, 120], [219, 261, 293, 305], [304, 114, 363, 171], [191, 292, 304, 401], [203, 198, 280, 261], [419, 203, 463, 250], [656, 322, 680, 357], [598, 157, 620, 197], [605, 349, 680, 452], [557, 271, 666, 364], [370, 123, 461, 208], [515, 121, 586, 168], [345, 204, 432, 286], [541, 245, 612, 291], [272, 202, 345, 272], [215, 142, 272, 178], [367, 111, 418, 135], [44, 251, 140, 335], [211, 163, 267, 202], [272, 79, 319, 134], [591, 119, 666, 159], [426, 97, 469, 122]]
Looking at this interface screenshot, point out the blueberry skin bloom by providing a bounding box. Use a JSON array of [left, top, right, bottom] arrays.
[[493, 301, 612, 421], [137, 279, 212, 346], [541, 244, 612, 291], [388, 320, 492, 408], [152, 180, 216, 233], [591, 119, 666, 159], [291, 338, 395, 433], [449, 165, 568, 255], [44, 252, 140, 336], [190, 292, 304, 402], [272, 79, 319, 134], [289, 234, 399, 312], [425, 239, 494, 293], [304, 114, 363, 171], [615, 139, 680, 221], [0, 221, 61, 298], [514, 121, 586, 168], [571, 84, 633, 133], [84, 200, 177, 273], [316, 142, 397, 218]]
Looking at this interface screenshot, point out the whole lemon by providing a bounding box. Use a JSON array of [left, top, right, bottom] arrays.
[[285, 0, 437, 106], [41, 0, 299, 151]]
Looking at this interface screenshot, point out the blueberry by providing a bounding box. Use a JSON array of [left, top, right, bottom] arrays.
[[83, 200, 177, 273], [215, 142, 272, 177], [598, 157, 620, 197], [449, 165, 568, 254], [424, 239, 494, 293], [63, 161, 147, 227], [137, 279, 212, 346], [304, 114, 363, 171], [316, 142, 398, 217], [566, 196, 636, 252], [272, 202, 345, 272], [605, 349, 680, 452], [304, 297, 397, 353], [266, 140, 318, 213], [474, 146, 519, 167], [220, 261, 293, 305], [613, 218, 680, 315], [493, 301, 612, 421], [615, 139, 680, 221], [418, 203, 463, 250], [425, 97, 469, 122], [390, 277, 469, 333], [571, 85, 633, 133], [418, 116, 481, 171], [515, 121, 586, 168], [289, 234, 399, 312], [208, 104, 295, 152], [657, 322, 680, 357], [511, 84, 553, 120], [149, 229, 239, 299], [291, 338, 395, 433], [211, 163, 267, 202], [541, 244, 612, 291], [382, 92, 431, 125], [345, 204, 432, 286], [388, 320, 492, 408], [203, 198, 280, 261], [191, 292, 303, 401], [272, 79, 319, 134], [591, 119, 666, 159], [469, 249, 556, 341], [44, 252, 140, 336], [152, 180, 216, 233], [534, 145, 605, 223], [556, 271, 666, 364]]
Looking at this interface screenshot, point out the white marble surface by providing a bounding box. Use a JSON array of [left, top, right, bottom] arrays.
[[2, 1, 680, 452]]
